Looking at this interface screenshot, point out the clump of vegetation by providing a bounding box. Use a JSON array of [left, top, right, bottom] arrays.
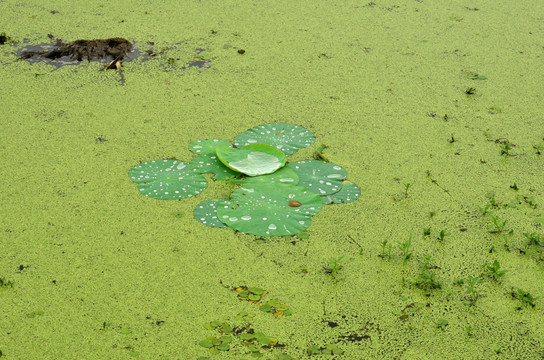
[[511, 288, 539, 308], [199, 312, 293, 358], [0, 277, 14, 288], [436, 319, 449, 331], [524, 232, 543, 247], [414, 255, 442, 292], [235, 286, 268, 303], [307, 344, 344, 355], [398, 235, 413, 265], [437, 229, 449, 241], [459, 277, 482, 306], [199, 335, 232, 353], [488, 215, 507, 234], [234, 286, 292, 318], [482, 260, 507, 282], [324, 256, 344, 280], [379, 239, 393, 260], [129, 123, 360, 237]]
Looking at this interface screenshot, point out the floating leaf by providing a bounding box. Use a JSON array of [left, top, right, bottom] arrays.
[[216, 183, 322, 236], [233, 166, 299, 187], [189, 139, 232, 155], [190, 154, 241, 180], [234, 123, 315, 156], [193, 199, 228, 228], [321, 181, 361, 204], [129, 160, 207, 199], [287, 160, 347, 195], [216, 144, 287, 176]]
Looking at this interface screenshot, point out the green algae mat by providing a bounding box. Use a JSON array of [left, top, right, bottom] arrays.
[[1, 1, 544, 359]]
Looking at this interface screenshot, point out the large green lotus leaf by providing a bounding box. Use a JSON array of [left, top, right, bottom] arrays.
[[189, 154, 241, 180], [321, 181, 361, 204], [234, 123, 315, 156], [193, 199, 228, 228], [129, 160, 207, 199], [216, 183, 322, 236], [189, 139, 232, 156], [216, 144, 287, 177], [232, 166, 299, 187], [286, 160, 347, 196]]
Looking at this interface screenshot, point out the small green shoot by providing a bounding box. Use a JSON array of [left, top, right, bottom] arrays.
[[324, 256, 344, 279], [397, 302, 425, 321], [437, 229, 449, 241], [464, 71, 487, 80], [379, 240, 393, 260], [499, 140, 513, 156], [414, 255, 442, 292], [532, 137, 544, 155], [403, 183, 412, 198], [313, 144, 329, 162], [524, 232, 543, 246], [463, 277, 482, 306], [488, 215, 506, 234], [436, 319, 449, 330], [478, 204, 491, 217], [398, 235, 413, 265], [511, 288, 539, 308], [482, 260, 507, 281], [423, 227, 431, 236]]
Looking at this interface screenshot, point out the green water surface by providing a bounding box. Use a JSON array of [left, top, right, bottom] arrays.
[[1, 0, 543, 359]]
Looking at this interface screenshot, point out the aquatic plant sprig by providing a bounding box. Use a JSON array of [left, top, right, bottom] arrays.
[[129, 123, 360, 236]]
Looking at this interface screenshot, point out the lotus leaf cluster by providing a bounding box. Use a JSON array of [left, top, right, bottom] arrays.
[[129, 123, 360, 236]]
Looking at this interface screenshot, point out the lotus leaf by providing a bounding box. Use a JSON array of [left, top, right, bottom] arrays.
[[193, 199, 228, 228], [216, 143, 287, 176], [287, 160, 347, 195], [321, 181, 361, 204], [190, 154, 241, 180], [128, 160, 207, 199], [189, 139, 232, 155], [216, 183, 322, 236], [234, 122, 315, 156], [232, 166, 299, 187]]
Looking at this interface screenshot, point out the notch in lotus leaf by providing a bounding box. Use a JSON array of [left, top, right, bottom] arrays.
[[189, 139, 241, 180]]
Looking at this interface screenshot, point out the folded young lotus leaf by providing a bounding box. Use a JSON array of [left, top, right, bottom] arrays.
[[286, 160, 347, 195], [189, 139, 232, 155], [234, 123, 315, 156], [128, 160, 207, 199], [321, 181, 361, 204], [232, 166, 299, 186], [216, 144, 287, 177], [193, 199, 228, 228], [216, 183, 322, 236], [189, 154, 241, 180]]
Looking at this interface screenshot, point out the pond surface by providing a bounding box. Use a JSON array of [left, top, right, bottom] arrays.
[[1, 0, 543, 359]]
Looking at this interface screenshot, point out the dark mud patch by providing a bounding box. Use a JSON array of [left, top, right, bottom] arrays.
[[16, 36, 211, 72], [18, 37, 136, 70]]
